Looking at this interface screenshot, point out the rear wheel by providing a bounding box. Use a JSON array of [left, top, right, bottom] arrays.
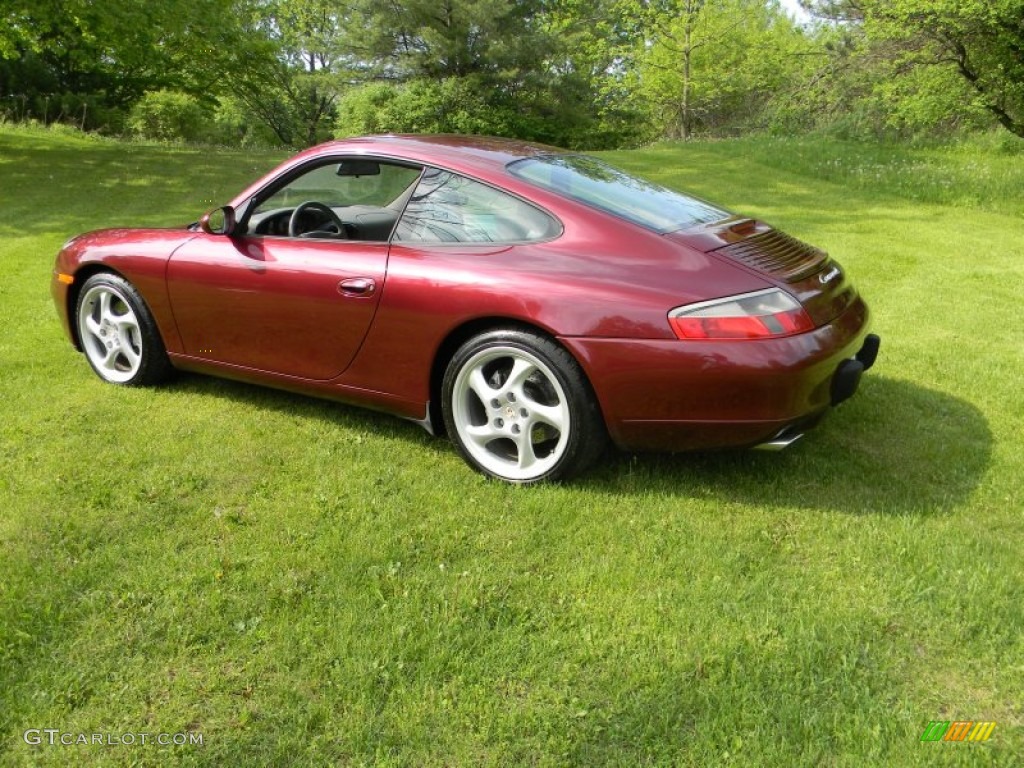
[[442, 329, 606, 483], [75, 273, 172, 386]]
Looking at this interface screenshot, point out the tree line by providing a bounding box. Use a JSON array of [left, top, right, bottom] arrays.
[[1, 0, 1022, 149]]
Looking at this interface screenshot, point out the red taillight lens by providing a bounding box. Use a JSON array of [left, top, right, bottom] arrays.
[[668, 289, 814, 340]]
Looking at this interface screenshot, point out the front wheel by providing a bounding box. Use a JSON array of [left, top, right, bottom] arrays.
[[442, 329, 606, 483], [75, 273, 172, 386]]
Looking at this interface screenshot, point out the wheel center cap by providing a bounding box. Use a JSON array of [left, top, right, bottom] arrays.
[[504, 406, 516, 420]]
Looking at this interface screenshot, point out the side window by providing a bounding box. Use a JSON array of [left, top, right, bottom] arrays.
[[247, 159, 422, 240], [393, 169, 560, 244], [255, 161, 421, 212]]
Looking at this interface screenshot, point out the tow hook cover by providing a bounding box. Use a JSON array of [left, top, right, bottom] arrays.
[[832, 359, 864, 406], [857, 333, 881, 370]]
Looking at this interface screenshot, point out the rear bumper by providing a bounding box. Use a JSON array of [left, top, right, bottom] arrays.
[[562, 296, 876, 452], [829, 332, 879, 407]]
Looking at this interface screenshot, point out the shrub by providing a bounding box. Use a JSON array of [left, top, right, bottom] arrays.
[[335, 78, 510, 138], [128, 90, 210, 142]]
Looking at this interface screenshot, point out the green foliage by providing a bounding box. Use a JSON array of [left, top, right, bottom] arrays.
[[335, 79, 496, 137], [223, 0, 347, 147], [541, 0, 657, 147], [207, 96, 283, 148], [802, 0, 1024, 139], [863, 0, 1024, 138], [335, 77, 626, 150], [352, 0, 552, 81], [623, 0, 814, 140], [335, 0, 627, 148], [0, 0, 238, 127], [127, 90, 210, 143], [872, 64, 991, 136], [230, 62, 339, 147], [5, 0, 1024, 146], [0, 90, 125, 134]]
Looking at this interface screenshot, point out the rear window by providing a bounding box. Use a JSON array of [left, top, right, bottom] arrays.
[[507, 154, 728, 233]]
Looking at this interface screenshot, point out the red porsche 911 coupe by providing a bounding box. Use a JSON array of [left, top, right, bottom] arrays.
[[51, 134, 879, 483]]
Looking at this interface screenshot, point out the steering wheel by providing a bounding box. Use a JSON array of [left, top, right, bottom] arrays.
[[288, 201, 346, 238]]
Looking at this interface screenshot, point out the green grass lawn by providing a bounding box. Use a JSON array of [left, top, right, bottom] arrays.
[[1, 124, 1022, 766]]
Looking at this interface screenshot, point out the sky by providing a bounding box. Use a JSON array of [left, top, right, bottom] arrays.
[[778, 0, 813, 23]]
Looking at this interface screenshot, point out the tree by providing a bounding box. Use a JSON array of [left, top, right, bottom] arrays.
[[334, 0, 617, 147], [541, 0, 653, 146], [805, 0, 1024, 137], [873, 0, 1024, 137], [351, 0, 551, 82], [225, 0, 353, 146], [0, 0, 241, 129], [629, 0, 810, 139]]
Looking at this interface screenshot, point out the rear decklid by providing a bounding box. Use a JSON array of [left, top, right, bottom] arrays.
[[666, 217, 857, 327]]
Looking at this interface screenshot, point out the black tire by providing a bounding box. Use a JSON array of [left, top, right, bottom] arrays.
[[441, 328, 606, 483], [75, 272, 173, 386]]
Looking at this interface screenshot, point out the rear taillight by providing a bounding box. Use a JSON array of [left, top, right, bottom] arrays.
[[668, 288, 814, 340]]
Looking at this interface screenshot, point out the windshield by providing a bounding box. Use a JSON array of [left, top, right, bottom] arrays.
[[507, 154, 729, 233]]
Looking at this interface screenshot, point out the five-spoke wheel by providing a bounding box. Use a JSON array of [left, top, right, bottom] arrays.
[[442, 329, 606, 483], [76, 273, 171, 386]]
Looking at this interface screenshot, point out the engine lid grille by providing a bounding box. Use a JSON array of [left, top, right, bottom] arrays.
[[715, 229, 828, 283]]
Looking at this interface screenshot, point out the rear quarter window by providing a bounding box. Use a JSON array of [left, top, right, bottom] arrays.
[[393, 169, 560, 244]]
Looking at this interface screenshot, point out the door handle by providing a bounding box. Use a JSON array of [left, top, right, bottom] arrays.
[[338, 277, 376, 297]]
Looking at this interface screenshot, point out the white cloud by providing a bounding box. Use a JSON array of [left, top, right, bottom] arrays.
[[778, 0, 812, 23]]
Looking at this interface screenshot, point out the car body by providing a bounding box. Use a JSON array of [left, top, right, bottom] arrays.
[[51, 134, 879, 483]]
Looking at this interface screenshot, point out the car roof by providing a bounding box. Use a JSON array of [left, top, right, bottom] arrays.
[[228, 134, 571, 211], [303, 134, 565, 174]]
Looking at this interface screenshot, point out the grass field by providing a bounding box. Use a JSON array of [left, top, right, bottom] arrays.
[[1, 124, 1022, 766]]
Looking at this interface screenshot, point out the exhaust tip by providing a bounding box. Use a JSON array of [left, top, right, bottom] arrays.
[[754, 431, 804, 452]]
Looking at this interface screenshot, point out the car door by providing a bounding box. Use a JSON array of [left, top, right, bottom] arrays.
[[166, 157, 422, 381], [166, 235, 387, 380]]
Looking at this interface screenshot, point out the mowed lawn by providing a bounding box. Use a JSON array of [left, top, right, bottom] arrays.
[[1, 125, 1021, 766]]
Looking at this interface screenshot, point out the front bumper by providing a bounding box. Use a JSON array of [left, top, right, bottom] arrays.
[[561, 296, 876, 452], [50, 269, 76, 349]]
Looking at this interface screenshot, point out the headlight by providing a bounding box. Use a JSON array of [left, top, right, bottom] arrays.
[[668, 288, 814, 340]]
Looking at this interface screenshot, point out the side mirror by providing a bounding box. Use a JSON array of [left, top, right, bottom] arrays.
[[200, 206, 237, 236]]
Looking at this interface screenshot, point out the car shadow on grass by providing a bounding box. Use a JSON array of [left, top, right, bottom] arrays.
[[587, 375, 992, 515], [162, 372, 990, 516], [161, 372, 448, 452]]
